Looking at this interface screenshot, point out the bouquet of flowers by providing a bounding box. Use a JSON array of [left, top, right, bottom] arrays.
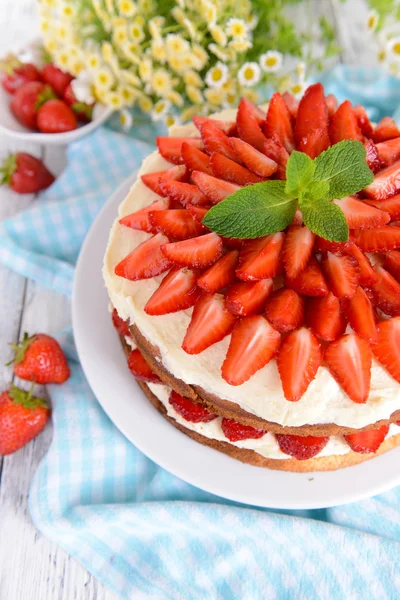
[[36, 0, 339, 128]]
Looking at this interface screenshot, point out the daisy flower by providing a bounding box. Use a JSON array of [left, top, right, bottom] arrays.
[[366, 10, 379, 33], [210, 26, 227, 47], [238, 61, 261, 87], [119, 108, 133, 130], [61, 2, 77, 19], [138, 94, 153, 112], [166, 90, 184, 106], [152, 99, 171, 121], [290, 81, 306, 99], [205, 62, 229, 88], [204, 87, 225, 106], [259, 50, 283, 73], [139, 58, 152, 82], [113, 25, 129, 46], [119, 84, 138, 104], [226, 18, 248, 39], [186, 85, 203, 104], [71, 72, 95, 105], [118, 0, 137, 17], [164, 114, 181, 128], [184, 70, 203, 88], [387, 36, 400, 60], [166, 34, 190, 55], [199, 0, 217, 26], [129, 22, 145, 43], [85, 51, 102, 71], [151, 69, 173, 95], [93, 66, 115, 90], [151, 40, 167, 63], [229, 37, 252, 53]]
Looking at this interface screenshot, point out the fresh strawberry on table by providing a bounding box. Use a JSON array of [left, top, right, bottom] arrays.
[[37, 99, 78, 133], [8, 332, 70, 384], [0, 55, 41, 94], [0, 152, 55, 194], [0, 385, 50, 456], [41, 62, 73, 97], [10, 81, 55, 129]]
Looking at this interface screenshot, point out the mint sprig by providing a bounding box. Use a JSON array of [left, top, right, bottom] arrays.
[[203, 140, 374, 242]]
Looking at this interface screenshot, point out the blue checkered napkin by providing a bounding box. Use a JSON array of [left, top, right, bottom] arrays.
[[1, 66, 400, 599]]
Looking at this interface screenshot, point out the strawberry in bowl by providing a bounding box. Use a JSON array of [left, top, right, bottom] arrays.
[[104, 83, 400, 472]]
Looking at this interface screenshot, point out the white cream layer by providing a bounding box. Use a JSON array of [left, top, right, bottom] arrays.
[[147, 382, 400, 460], [103, 109, 400, 429]]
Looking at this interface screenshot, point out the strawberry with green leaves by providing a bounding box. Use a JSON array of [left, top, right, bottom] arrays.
[[0, 385, 50, 456], [1, 152, 55, 194], [8, 332, 70, 384]]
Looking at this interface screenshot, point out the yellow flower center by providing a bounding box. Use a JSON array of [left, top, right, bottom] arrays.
[[393, 42, 400, 55], [291, 83, 303, 95], [378, 50, 387, 62], [368, 15, 376, 29], [266, 56, 277, 67], [232, 24, 244, 35], [244, 67, 254, 80], [211, 68, 223, 82]]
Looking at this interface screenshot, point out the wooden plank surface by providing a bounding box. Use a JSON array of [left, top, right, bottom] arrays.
[[0, 0, 369, 599]]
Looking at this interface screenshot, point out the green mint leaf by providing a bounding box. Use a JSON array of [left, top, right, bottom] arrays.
[[285, 151, 315, 197], [203, 181, 297, 239], [302, 200, 349, 242], [301, 180, 330, 202], [313, 139, 374, 199]]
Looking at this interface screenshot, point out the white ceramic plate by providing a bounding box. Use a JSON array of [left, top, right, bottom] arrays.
[[0, 84, 113, 145], [72, 174, 400, 509]]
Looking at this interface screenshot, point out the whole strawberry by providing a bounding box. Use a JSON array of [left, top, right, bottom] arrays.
[[37, 99, 77, 133], [0, 385, 50, 456], [41, 63, 73, 97], [0, 54, 41, 94], [8, 332, 70, 384], [0, 152, 55, 194], [10, 81, 55, 129]]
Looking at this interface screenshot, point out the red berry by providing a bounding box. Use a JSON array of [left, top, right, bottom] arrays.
[[0, 152, 54, 194], [276, 434, 329, 460], [10, 332, 70, 384], [111, 309, 130, 337], [41, 63, 73, 96], [169, 390, 217, 423], [221, 418, 265, 442], [127, 349, 161, 383], [37, 99, 78, 133]]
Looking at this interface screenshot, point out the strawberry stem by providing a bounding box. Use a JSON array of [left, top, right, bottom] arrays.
[[8, 383, 48, 410], [35, 85, 57, 112], [0, 153, 17, 186], [5, 332, 36, 365]]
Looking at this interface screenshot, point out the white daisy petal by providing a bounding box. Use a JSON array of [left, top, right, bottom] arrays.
[[238, 61, 261, 87], [205, 61, 229, 88], [259, 50, 283, 73]]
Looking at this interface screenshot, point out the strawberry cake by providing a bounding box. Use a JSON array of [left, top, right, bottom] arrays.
[[104, 83, 400, 472]]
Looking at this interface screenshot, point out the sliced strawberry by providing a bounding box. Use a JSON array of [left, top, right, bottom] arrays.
[[285, 256, 329, 296], [364, 160, 400, 201], [277, 327, 322, 402], [369, 265, 400, 316], [225, 279, 273, 316], [229, 138, 278, 177], [112, 308, 130, 337], [265, 289, 304, 333], [344, 425, 389, 454], [156, 137, 203, 164], [236, 97, 267, 152], [276, 434, 329, 460], [222, 315, 281, 386], [294, 83, 329, 145], [141, 165, 186, 196], [325, 334, 371, 403], [325, 94, 338, 118], [263, 134, 289, 179], [160, 179, 209, 207], [199, 121, 240, 162], [186, 203, 209, 223], [197, 250, 239, 293], [221, 418, 265, 441], [236, 233, 284, 281], [144, 267, 200, 315], [321, 252, 360, 299], [292, 209, 303, 225], [329, 100, 363, 144], [306, 293, 346, 342], [264, 92, 295, 152], [161, 232, 222, 269], [282, 91, 298, 120], [210, 153, 262, 185], [221, 236, 244, 250], [354, 105, 374, 137], [376, 137, 400, 167], [281, 225, 315, 279], [181, 142, 212, 175], [169, 390, 217, 423], [149, 209, 204, 240], [372, 317, 400, 382], [182, 293, 237, 354], [372, 117, 400, 143], [119, 198, 169, 233], [333, 196, 390, 229], [341, 286, 378, 342], [352, 226, 400, 251], [191, 170, 240, 204], [193, 115, 235, 135], [115, 233, 172, 281], [298, 126, 330, 159], [384, 250, 400, 281], [364, 139, 381, 174], [313, 237, 350, 254], [128, 348, 161, 383], [346, 243, 377, 286]]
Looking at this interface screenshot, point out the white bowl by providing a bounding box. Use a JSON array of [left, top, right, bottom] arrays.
[[0, 84, 113, 145]]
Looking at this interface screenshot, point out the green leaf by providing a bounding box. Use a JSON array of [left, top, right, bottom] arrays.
[[285, 151, 315, 197], [203, 180, 298, 239], [301, 180, 330, 203], [313, 140, 374, 199], [302, 201, 349, 242]]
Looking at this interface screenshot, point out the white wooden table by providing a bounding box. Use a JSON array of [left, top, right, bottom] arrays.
[[0, 0, 373, 598]]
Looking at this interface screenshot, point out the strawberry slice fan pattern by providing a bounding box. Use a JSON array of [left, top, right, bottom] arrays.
[[2, 66, 400, 599]]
